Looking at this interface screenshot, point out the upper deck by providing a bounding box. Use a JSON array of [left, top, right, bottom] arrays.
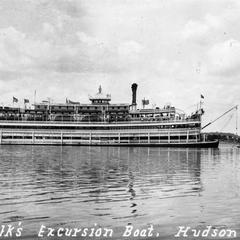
[[0, 118, 201, 133], [0, 84, 203, 124]]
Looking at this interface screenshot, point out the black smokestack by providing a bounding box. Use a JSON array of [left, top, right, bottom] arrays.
[[131, 83, 138, 105]]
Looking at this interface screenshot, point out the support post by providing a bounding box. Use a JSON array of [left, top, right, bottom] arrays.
[[0, 130, 2, 144], [89, 132, 92, 144], [32, 131, 35, 144], [61, 132, 63, 145], [148, 132, 150, 143], [118, 133, 120, 144], [187, 130, 189, 143], [168, 131, 170, 143]]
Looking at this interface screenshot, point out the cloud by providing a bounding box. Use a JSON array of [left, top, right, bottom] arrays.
[[182, 20, 209, 40], [77, 32, 99, 45], [0, 24, 144, 78], [27, 0, 85, 19], [181, 14, 222, 44], [207, 39, 240, 77], [118, 41, 143, 56], [0, 27, 32, 71], [0, 26, 52, 73]]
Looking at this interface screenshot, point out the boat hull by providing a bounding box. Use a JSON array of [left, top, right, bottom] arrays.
[[0, 139, 219, 148]]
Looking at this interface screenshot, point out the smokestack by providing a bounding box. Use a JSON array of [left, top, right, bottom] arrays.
[[131, 83, 138, 106]]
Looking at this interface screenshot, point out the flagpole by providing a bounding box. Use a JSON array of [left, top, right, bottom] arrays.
[[236, 105, 238, 136], [34, 90, 36, 105], [199, 94, 204, 111], [18, 102, 20, 121]]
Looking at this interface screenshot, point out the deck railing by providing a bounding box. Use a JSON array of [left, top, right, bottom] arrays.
[[0, 127, 201, 146], [0, 118, 200, 125]]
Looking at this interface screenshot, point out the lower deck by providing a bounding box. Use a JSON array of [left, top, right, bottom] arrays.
[[0, 128, 216, 147]]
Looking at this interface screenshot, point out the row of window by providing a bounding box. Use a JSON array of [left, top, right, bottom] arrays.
[[0, 124, 200, 130], [35, 105, 129, 110], [2, 135, 199, 140]]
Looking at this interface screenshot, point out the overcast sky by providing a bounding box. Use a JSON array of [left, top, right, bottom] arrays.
[[0, 0, 239, 133]]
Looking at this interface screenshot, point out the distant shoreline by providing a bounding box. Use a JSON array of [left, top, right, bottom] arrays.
[[205, 132, 240, 143]]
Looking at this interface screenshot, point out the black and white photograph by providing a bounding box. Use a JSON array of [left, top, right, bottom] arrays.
[[0, 0, 240, 239]]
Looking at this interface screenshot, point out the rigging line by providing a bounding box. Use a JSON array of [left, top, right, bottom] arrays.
[[220, 113, 234, 132], [202, 105, 238, 130]]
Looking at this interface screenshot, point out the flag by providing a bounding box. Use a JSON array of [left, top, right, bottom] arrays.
[[201, 94, 204, 99], [13, 97, 18, 103], [142, 99, 149, 105], [24, 99, 29, 104]]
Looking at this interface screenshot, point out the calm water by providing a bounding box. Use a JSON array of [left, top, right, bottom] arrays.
[[0, 144, 240, 239]]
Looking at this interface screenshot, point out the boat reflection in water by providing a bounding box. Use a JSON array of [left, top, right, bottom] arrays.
[[0, 145, 239, 238]]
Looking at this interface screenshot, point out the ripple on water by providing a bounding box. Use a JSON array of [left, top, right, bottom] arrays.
[[0, 145, 239, 237]]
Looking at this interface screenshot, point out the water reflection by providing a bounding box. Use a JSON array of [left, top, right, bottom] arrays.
[[0, 145, 239, 238]]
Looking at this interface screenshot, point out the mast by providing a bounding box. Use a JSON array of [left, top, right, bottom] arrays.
[[34, 90, 36, 105]]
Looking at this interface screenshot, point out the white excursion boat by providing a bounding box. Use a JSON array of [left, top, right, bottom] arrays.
[[0, 84, 219, 147]]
